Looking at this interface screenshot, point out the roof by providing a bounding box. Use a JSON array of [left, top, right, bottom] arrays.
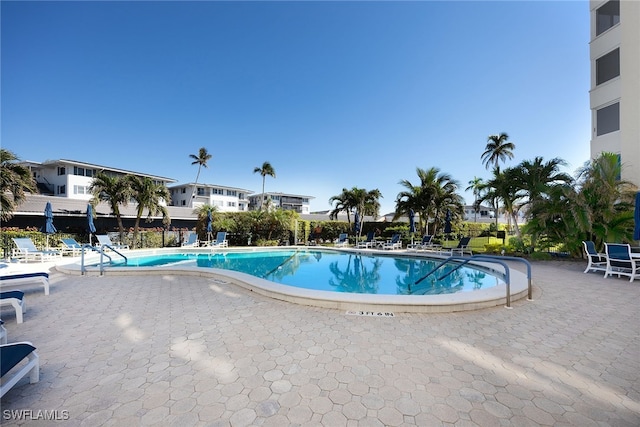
[[24, 159, 176, 183]]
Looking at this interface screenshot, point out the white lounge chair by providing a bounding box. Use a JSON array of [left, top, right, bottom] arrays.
[[335, 233, 349, 247], [382, 234, 403, 250], [0, 290, 26, 324], [61, 238, 83, 256], [0, 272, 50, 295], [407, 235, 434, 251], [0, 342, 39, 397], [0, 320, 7, 344], [207, 232, 228, 248], [11, 238, 61, 262], [356, 232, 375, 249], [96, 235, 129, 250], [582, 240, 607, 273], [439, 237, 472, 256], [181, 232, 199, 247], [604, 243, 639, 282]]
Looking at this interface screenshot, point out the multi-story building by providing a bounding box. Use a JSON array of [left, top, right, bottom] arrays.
[[19, 159, 176, 201], [248, 192, 313, 214], [169, 183, 252, 212], [589, 0, 640, 187]]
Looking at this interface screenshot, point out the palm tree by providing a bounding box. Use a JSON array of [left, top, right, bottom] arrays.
[[347, 187, 382, 240], [89, 173, 132, 241], [189, 147, 212, 207], [194, 204, 218, 242], [329, 188, 353, 223], [466, 177, 484, 222], [481, 132, 516, 171], [0, 149, 36, 221], [128, 176, 171, 248], [394, 167, 460, 235], [478, 167, 524, 238], [253, 162, 276, 210]]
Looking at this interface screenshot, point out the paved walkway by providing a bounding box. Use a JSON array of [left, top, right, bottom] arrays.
[[1, 259, 639, 426]]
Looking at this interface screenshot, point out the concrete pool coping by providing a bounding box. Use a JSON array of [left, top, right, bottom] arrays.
[[55, 246, 530, 313]]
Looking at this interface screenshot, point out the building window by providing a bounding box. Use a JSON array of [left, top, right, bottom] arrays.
[[73, 185, 86, 195], [596, 102, 620, 136], [227, 201, 236, 207], [181, 200, 186, 206], [181, 188, 186, 193], [227, 190, 237, 197], [596, 0, 619, 36], [57, 185, 66, 195], [596, 48, 620, 85], [197, 188, 205, 196], [57, 167, 66, 175], [212, 188, 223, 195]]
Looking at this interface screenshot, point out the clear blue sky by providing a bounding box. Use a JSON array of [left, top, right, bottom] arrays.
[[2, 1, 590, 215]]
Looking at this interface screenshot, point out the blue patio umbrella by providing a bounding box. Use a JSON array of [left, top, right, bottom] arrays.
[[86, 204, 96, 245], [444, 209, 452, 234], [409, 209, 416, 246], [353, 212, 361, 235], [40, 201, 57, 249], [206, 211, 213, 243], [634, 192, 640, 241]]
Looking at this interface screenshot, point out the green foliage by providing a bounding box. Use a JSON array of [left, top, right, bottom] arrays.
[[529, 251, 552, 261], [255, 239, 279, 246]]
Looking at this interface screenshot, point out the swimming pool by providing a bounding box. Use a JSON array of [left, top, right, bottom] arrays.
[[92, 249, 501, 295], [62, 247, 529, 313]]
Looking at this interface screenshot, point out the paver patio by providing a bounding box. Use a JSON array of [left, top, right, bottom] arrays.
[[1, 258, 639, 426]]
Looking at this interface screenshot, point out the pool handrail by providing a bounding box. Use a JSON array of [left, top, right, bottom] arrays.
[[413, 255, 532, 309], [80, 244, 127, 275]]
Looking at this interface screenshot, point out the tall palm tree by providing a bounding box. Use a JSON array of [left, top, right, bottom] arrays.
[[0, 149, 36, 221], [347, 187, 382, 240], [329, 188, 353, 223], [189, 147, 212, 207], [128, 176, 171, 248], [89, 172, 132, 241], [465, 177, 484, 222], [478, 167, 524, 237], [253, 161, 276, 210], [394, 167, 459, 235], [481, 132, 516, 171]]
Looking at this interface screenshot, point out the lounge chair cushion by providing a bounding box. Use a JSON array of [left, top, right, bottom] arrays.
[[0, 342, 36, 377], [0, 272, 50, 295]]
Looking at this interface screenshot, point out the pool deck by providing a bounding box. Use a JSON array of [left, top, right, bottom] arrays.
[[1, 254, 639, 426]]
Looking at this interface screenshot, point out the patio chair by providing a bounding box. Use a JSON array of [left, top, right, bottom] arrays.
[[0, 320, 7, 344], [11, 238, 61, 262], [407, 235, 433, 251], [335, 233, 349, 247], [0, 290, 26, 324], [0, 272, 50, 295], [207, 232, 228, 248], [356, 232, 375, 249], [383, 234, 403, 250], [582, 240, 607, 273], [181, 232, 199, 247], [604, 243, 639, 282], [0, 341, 39, 398], [440, 237, 472, 256], [96, 235, 129, 250], [61, 238, 83, 256]]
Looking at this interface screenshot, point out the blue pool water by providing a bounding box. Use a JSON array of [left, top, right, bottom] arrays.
[[108, 250, 502, 295]]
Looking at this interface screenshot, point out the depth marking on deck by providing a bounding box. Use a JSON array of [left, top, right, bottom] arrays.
[[346, 311, 395, 318]]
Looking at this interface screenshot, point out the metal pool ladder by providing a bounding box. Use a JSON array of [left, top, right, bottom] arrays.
[[80, 244, 128, 276], [413, 255, 533, 309]]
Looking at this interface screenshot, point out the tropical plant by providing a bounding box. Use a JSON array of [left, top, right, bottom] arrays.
[[128, 176, 171, 248], [477, 167, 524, 238], [253, 161, 276, 210], [0, 149, 36, 221], [347, 187, 382, 239], [329, 188, 353, 224], [193, 204, 218, 242], [481, 132, 516, 171], [89, 172, 132, 241], [394, 167, 461, 235], [465, 177, 484, 222], [189, 147, 212, 207]]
